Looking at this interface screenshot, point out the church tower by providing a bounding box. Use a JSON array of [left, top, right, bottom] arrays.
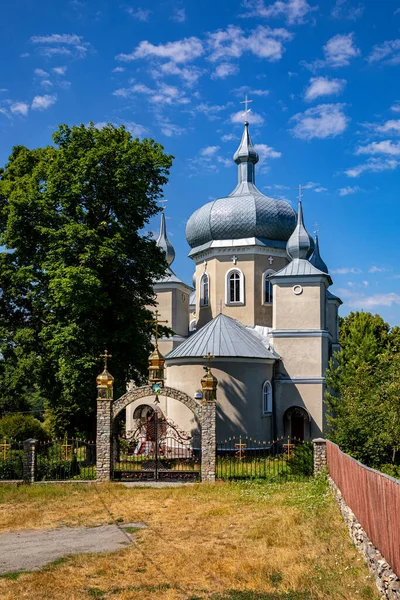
[[153, 212, 193, 355]]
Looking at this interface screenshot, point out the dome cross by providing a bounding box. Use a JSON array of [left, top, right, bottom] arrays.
[[240, 94, 253, 121]]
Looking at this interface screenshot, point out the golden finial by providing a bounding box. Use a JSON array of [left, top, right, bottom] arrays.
[[100, 350, 112, 370], [146, 310, 168, 348], [203, 351, 215, 372]]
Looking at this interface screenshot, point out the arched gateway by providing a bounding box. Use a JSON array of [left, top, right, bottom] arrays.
[[96, 384, 216, 483]]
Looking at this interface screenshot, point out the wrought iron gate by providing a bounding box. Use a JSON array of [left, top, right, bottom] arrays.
[[217, 436, 311, 480], [113, 413, 201, 481]]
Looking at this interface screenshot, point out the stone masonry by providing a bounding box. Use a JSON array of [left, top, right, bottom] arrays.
[[200, 398, 216, 483], [312, 437, 327, 475], [96, 399, 113, 482], [23, 438, 37, 484]]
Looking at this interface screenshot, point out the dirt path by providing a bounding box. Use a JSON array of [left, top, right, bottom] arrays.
[[0, 522, 145, 574]]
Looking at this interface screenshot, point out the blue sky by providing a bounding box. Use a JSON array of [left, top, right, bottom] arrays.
[[1, 0, 400, 324]]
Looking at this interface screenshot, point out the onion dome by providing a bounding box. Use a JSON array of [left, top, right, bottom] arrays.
[[156, 212, 175, 266], [286, 201, 314, 260], [185, 122, 296, 251], [309, 234, 328, 274]]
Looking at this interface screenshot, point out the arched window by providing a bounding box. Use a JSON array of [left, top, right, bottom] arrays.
[[263, 270, 275, 304], [200, 273, 209, 307], [262, 381, 272, 415], [226, 268, 244, 305]]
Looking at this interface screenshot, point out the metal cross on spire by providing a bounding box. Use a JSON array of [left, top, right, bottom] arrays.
[[203, 351, 215, 371], [297, 184, 304, 202], [314, 221, 320, 236], [240, 94, 253, 121], [145, 310, 168, 348], [100, 350, 112, 370], [158, 198, 168, 211]]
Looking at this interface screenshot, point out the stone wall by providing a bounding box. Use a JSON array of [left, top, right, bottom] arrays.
[[312, 437, 327, 474], [201, 399, 216, 483], [23, 438, 37, 484], [96, 399, 112, 482], [329, 476, 400, 600]]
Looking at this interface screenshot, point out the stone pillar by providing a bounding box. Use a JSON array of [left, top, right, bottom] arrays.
[[201, 399, 216, 483], [96, 399, 113, 482], [313, 438, 327, 475], [23, 438, 37, 484]]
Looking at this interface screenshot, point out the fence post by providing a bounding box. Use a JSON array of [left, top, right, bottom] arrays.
[[23, 438, 38, 483], [312, 438, 327, 475], [96, 399, 113, 482], [201, 398, 216, 483]]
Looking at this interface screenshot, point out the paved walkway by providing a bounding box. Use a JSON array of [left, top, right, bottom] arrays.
[[0, 522, 145, 574]]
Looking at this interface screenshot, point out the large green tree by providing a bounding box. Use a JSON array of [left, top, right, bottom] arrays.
[[325, 311, 400, 467], [0, 123, 172, 436]]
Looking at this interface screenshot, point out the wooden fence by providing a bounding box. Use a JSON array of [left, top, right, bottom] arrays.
[[326, 440, 400, 577]]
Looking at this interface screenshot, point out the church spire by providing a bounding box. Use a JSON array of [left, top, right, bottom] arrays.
[[233, 121, 259, 186], [310, 234, 329, 273], [286, 188, 313, 260], [156, 211, 175, 267]]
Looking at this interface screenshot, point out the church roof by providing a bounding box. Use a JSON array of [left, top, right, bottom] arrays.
[[156, 212, 175, 267], [309, 234, 328, 273], [185, 122, 296, 253], [270, 258, 332, 284], [166, 313, 278, 360], [154, 267, 193, 291], [327, 289, 343, 304]]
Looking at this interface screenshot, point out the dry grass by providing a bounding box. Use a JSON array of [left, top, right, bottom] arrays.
[[0, 479, 379, 600]]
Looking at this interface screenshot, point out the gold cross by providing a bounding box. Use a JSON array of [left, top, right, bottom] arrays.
[[283, 436, 296, 459], [100, 350, 112, 370], [62, 439, 72, 460], [203, 351, 215, 371], [235, 437, 247, 460], [145, 310, 168, 346], [0, 439, 10, 461]]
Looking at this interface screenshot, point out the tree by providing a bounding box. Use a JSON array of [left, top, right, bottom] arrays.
[[325, 311, 400, 467], [0, 123, 172, 436]]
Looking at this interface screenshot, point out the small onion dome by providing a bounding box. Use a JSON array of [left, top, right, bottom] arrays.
[[201, 367, 218, 401], [156, 212, 175, 267], [96, 368, 114, 400], [233, 121, 259, 164], [309, 234, 328, 274], [192, 271, 196, 287], [286, 201, 314, 260], [148, 346, 165, 383]]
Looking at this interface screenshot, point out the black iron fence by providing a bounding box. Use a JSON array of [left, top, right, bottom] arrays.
[[217, 436, 313, 480], [0, 438, 24, 480], [36, 439, 96, 481]]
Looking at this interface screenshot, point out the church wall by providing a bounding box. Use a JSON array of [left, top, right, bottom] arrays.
[[152, 289, 172, 329], [166, 359, 274, 440], [327, 300, 339, 343], [171, 288, 190, 337], [273, 282, 326, 330], [253, 254, 287, 327], [274, 381, 324, 439], [272, 336, 325, 378]]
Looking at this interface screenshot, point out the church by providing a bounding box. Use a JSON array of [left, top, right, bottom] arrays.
[[126, 119, 342, 443]]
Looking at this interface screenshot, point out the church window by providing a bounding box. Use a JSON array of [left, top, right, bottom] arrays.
[[226, 268, 244, 304], [200, 273, 209, 307], [263, 270, 275, 304], [262, 381, 272, 415]]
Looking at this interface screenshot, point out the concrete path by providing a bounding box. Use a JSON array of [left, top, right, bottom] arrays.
[[0, 522, 145, 575]]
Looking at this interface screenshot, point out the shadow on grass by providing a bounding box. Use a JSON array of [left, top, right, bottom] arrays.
[[186, 592, 312, 600]]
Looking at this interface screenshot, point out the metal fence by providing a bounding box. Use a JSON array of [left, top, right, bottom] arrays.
[[326, 441, 400, 577], [217, 436, 312, 480], [36, 439, 96, 481], [0, 438, 23, 480]]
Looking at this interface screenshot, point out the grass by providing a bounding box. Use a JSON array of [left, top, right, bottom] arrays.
[[0, 478, 379, 600]]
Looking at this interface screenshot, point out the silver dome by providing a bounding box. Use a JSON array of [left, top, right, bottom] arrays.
[[186, 122, 296, 250]]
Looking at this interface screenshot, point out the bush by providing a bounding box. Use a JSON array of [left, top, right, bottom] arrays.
[[37, 453, 81, 481], [288, 442, 313, 477], [0, 414, 47, 442], [378, 464, 400, 480], [0, 455, 23, 480]]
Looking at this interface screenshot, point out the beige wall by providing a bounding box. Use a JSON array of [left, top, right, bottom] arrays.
[[274, 381, 324, 439], [272, 336, 330, 379], [273, 281, 327, 330], [196, 252, 288, 329], [166, 359, 275, 440]]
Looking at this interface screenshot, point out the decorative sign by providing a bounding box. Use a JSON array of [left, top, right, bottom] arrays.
[[152, 383, 162, 395], [293, 285, 303, 295]]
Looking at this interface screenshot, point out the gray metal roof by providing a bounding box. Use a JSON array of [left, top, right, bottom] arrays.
[[156, 212, 175, 267], [166, 313, 278, 360], [154, 267, 193, 290], [327, 289, 343, 304], [286, 201, 313, 260], [185, 122, 296, 251], [271, 258, 332, 284], [309, 235, 328, 273]]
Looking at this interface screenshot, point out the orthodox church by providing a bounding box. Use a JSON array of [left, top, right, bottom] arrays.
[[126, 120, 342, 443]]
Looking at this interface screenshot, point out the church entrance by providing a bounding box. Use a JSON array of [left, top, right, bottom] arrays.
[[283, 407, 310, 441]]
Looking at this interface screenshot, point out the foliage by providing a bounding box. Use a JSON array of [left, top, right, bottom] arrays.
[[0, 414, 47, 441], [288, 442, 313, 477], [325, 311, 400, 468], [0, 123, 173, 436], [0, 455, 23, 480]]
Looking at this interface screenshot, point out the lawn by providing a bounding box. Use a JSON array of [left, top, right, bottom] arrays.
[[0, 478, 379, 600]]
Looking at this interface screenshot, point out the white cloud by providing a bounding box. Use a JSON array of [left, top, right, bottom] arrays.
[[157, 62, 204, 86], [331, 0, 364, 20], [369, 265, 387, 273], [290, 103, 349, 140], [207, 25, 292, 63], [40, 80, 53, 89], [31, 33, 82, 44], [113, 82, 190, 105], [201, 145, 220, 157], [126, 8, 152, 21], [196, 102, 232, 119], [367, 40, 400, 65], [30, 33, 90, 58], [158, 119, 186, 137], [230, 110, 265, 125], [338, 185, 360, 196], [331, 267, 362, 274], [304, 76, 346, 101], [31, 94, 57, 110], [221, 133, 236, 141], [391, 102, 400, 113], [355, 140, 400, 156], [314, 186, 327, 192], [212, 62, 239, 79], [10, 101, 29, 116], [112, 66, 125, 73], [345, 157, 399, 177], [324, 33, 360, 67], [233, 85, 270, 97], [337, 289, 400, 309], [217, 156, 233, 167], [376, 119, 400, 135], [34, 68, 49, 77], [117, 36, 204, 63], [92, 120, 148, 137], [171, 8, 186, 22], [53, 66, 67, 75], [241, 0, 318, 25], [254, 143, 282, 164]]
